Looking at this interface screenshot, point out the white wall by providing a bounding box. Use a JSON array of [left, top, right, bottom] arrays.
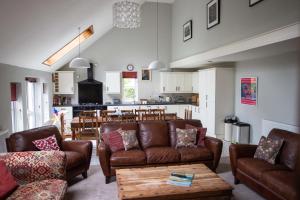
[[234, 51, 300, 144], [0, 63, 52, 133], [60, 2, 172, 104], [171, 0, 300, 61]]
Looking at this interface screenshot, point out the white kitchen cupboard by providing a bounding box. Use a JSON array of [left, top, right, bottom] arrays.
[[105, 71, 121, 94], [192, 72, 199, 93], [53, 71, 74, 94], [198, 68, 234, 139], [160, 72, 193, 93]]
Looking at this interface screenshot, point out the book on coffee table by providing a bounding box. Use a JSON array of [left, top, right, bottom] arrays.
[[167, 172, 194, 187]]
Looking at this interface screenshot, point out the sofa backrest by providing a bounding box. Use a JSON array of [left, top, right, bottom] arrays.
[[100, 122, 138, 134], [138, 121, 169, 149], [6, 125, 62, 152], [268, 128, 300, 170], [168, 120, 202, 147]]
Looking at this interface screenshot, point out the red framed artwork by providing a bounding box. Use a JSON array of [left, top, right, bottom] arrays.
[[241, 77, 257, 105]]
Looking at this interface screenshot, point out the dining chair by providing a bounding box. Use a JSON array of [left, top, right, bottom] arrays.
[[149, 109, 165, 120], [141, 113, 160, 121], [101, 110, 117, 122], [121, 113, 136, 122], [164, 113, 178, 121], [59, 113, 72, 140], [78, 110, 100, 149], [134, 109, 148, 121], [121, 109, 134, 114]]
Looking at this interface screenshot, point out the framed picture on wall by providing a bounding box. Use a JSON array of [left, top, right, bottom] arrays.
[[141, 69, 151, 81], [241, 77, 257, 106], [183, 20, 192, 42], [207, 0, 220, 29], [249, 0, 264, 7]]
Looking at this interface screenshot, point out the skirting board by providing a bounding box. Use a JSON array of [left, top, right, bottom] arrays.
[[170, 22, 300, 68], [262, 119, 300, 136]]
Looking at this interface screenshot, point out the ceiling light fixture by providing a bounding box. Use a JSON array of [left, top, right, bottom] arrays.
[[43, 26, 93, 66], [69, 27, 90, 69], [148, 0, 165, 71], [113, 0, 141, 29]]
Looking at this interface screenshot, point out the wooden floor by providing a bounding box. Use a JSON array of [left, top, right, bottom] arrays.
[[116, 164, 233, 200]]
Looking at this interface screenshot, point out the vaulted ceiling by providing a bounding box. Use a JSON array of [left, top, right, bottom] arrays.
[[0, 0, 174, 72]]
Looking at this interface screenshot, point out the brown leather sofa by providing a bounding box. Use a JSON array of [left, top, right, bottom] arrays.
[[98, 120, 223, 183], [6, 125, 93, 181], [229, 129, 300, 200]]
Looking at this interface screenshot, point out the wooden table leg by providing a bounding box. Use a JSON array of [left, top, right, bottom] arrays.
[[72, 128, 76, 140]]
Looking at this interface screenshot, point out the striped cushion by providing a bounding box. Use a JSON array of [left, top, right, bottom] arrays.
[[103, 129, 125, 152]]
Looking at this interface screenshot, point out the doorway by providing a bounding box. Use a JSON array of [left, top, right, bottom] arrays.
[[10, 83, 24, 132]]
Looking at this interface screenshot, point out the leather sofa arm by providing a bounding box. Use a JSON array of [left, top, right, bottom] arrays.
[[0, 151, 67, 185], [98, 142, 111, 177], [61, 140, 93, 170], [229, 144, 258, 176], [204, 136, 223, 171]]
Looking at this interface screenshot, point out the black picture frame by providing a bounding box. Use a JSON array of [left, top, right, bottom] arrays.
[[249, 0, 264, 7], [183, 20, 192, 42], [207, 0, 220, 30]]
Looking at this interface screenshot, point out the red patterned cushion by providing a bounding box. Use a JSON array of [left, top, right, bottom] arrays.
[[8, 179, 67, 200], [32, 135, 60, 151], [103, 129, 125, 152], [0, 151, 66, 185], [0, 161, 18, 199], [186, 124, 207, 147]]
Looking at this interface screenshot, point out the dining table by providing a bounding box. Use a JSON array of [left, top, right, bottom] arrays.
[[70, 112, 179, 140]]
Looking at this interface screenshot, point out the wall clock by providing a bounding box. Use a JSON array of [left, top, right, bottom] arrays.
[[127, 64, 134, 71]]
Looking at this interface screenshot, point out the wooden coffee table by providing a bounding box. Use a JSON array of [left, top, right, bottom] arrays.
[[116, 164, 233, 200]]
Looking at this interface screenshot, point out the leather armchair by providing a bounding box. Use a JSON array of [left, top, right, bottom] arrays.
[[229, 129, 300, 200], [6, 125, 93, 181]]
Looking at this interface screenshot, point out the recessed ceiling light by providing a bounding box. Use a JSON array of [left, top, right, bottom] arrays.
[[43, 25, 94, 66]]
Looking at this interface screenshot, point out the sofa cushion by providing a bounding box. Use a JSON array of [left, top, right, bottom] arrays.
[[168, 120, 202, 147], [237, 158, 289, 180], [65, 151, 86, 170], [139, 121, 170, 149], [254, 136, 283, 164], [261, 170, 299, 200], [178, 147, 213, 162], [185, 124, 207, 147], [103, 129, 125, 152], [8, 179, 67, 200], [145, 147, 180, 164], [175, 128, 197, 148], [110, 150, 146, 166], [0, 161, 18, 199], [32, 135, 60, 151], [119, 130, 140, 151]]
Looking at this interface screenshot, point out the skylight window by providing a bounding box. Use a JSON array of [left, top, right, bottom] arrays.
[[43, 25, 94, 66]]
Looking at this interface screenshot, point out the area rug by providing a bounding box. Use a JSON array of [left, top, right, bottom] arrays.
[[65, 157, 265, 200]]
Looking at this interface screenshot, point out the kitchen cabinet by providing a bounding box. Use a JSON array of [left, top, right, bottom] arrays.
[[53, 71, 74, 94], [105, 71, 121, 94], [160, 72, 193, 93], [198, 68, 234, 139], [192, 72, 199, 93]]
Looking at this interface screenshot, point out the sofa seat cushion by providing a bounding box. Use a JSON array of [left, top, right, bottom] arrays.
[[8, 179, 67, 200], [65, 151, 86, 170], [261, 170, 299, 200], [110, 150, 146, 167], [145, 147, 180, 164], [237, 158, 288, 180], [178, 147, 213, 162]]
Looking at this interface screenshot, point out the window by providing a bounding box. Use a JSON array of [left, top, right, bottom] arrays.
[[43, 25, 94, 66], [122, 78, 138, 103]]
